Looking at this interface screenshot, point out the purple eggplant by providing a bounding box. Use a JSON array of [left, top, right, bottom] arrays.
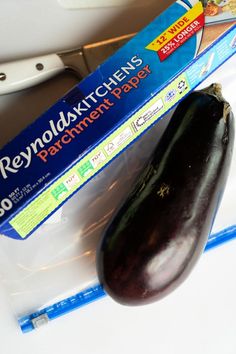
[[97, 84, 235, 306]]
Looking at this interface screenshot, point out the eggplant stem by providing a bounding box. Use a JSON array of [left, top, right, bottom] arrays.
[[201, 83, 223, 100], [201, 83, 231, 122], [223, 102, 231, 123]]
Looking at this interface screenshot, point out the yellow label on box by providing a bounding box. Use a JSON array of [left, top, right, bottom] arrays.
[[146, 2, 203, 52]]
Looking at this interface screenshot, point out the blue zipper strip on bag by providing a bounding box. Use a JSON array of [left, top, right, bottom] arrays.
[[19, 224, 236, 333], [19, 283, 107, 333], [205, 225, 236, 251]]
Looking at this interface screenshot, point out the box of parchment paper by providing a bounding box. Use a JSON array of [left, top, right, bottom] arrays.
[[0, 0, 235, 240]]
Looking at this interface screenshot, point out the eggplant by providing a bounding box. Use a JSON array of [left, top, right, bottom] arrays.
[[97, 83, 235, 306]]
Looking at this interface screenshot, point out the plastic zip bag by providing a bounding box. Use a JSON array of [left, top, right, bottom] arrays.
[[0, 55, 236, 333], [0, 115, 171, 330]]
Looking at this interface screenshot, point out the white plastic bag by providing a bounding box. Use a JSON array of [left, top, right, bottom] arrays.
[[0, 56, 235, 332]]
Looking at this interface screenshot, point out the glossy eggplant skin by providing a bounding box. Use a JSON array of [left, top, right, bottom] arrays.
[[97, 84, 235, 306]]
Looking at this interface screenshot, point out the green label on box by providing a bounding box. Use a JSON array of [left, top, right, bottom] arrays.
[[51, 184, 68, 201], [78, 161, 94, 178]]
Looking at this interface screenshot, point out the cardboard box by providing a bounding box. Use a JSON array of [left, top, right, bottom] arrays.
[[0, 0, 235, 239]]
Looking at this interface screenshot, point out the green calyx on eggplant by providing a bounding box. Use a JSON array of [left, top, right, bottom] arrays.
[[97, 83, 235, 306]]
